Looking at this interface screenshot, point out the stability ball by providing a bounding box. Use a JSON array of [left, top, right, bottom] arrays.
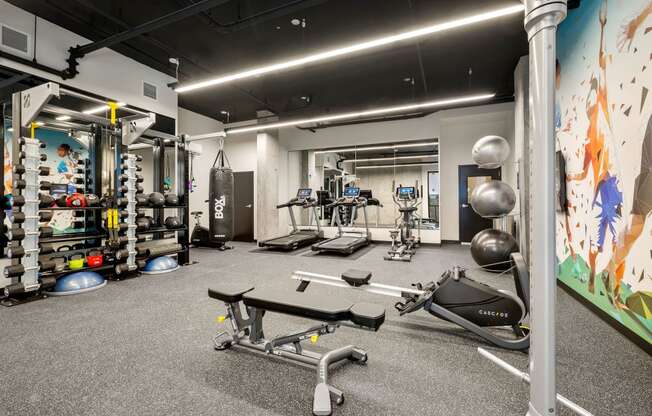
[[470, 229, 518, 272], [472, 135, 510, 169], [470, 180, 516, 218], [47, 271, 106, 296], [141, 256, 179, 274]]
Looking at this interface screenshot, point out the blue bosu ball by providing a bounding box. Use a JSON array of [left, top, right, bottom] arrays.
[[48, 271, 107, 296], [141, 256, 179, 275]]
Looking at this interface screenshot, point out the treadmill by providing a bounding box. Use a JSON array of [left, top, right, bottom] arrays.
[[311, 187, 371, 255], [258, 188, 323, 250]]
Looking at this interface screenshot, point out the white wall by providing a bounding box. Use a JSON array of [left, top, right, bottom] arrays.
[[0, 0, 177, 118], [438, 108, 515, 241]]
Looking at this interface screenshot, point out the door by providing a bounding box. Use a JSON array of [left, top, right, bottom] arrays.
[[458, 165, 501, 243], [233, 171, 254, 242]]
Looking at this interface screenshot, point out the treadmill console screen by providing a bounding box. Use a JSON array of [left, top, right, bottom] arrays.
[[296, 188, 312, 199], [397, 186, 416, 200], [343, 187, 360, 198]]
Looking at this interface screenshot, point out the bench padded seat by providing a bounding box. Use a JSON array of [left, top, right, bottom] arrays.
[[242, 288, 385, 330], [208, 283, 254, 303]]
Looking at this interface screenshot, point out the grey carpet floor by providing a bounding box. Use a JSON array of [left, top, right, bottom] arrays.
[[0, 243, 649, 416]]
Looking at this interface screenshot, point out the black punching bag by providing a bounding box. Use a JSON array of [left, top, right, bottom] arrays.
[[208, 139, 234, 245]]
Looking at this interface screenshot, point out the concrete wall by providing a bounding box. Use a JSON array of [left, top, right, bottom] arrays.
[[0, 0, 177, 118]]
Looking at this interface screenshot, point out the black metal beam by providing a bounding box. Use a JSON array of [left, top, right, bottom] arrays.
[[63, 0, 231, 79], [0, 73, 30, 90]]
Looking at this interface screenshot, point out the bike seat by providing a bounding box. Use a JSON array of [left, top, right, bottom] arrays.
[[341, 269, 372, 287], [399, 207, 417, 213], [191, 211, 203, 215]]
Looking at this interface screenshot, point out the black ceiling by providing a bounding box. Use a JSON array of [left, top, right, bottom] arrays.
[[5, 0, 528, 123]]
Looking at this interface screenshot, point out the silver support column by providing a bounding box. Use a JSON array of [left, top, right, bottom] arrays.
[[523, 1, 566, 416]]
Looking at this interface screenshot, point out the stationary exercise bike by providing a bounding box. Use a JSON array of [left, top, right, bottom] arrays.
[[384, 183, 421, 261], [293, 253, 530, 351], [190, 205, 232, 250]]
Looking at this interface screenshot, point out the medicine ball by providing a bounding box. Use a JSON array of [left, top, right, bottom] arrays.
[[136, 217, 150, 231], [164, 216, 181, 229], [136, 195, 149, 206], [148, 192, 165, 207], [55, 195, 68, 207], [86, 194, 100, 207], [164, 193, 179, 206], [66, 193, 87, 208]]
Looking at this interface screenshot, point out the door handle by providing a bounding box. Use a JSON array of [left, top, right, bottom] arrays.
[[461, 203, 469, 208], [245, 204, 252, 208]]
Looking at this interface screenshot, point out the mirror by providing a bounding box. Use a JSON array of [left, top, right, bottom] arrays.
[[288, 139, 439, 230]]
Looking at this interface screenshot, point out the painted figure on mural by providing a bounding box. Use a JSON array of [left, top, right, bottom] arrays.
[[566, 0, 623, 297], [604, 0, 652, 308]]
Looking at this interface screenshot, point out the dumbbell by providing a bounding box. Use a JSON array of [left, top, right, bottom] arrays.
[[11, 211, 53, 224], [115, 248, 130, 260], [72, 177, 85, 185], [115, 263, 136, 275], [3, 259, 55, 277], [18, 151, 47, 161], [121, 154, 143, 162], [7, 243, 55, 259], [12, 165, 50, 176], [14, 179, 53, 191], [16, 138, 46, 148]]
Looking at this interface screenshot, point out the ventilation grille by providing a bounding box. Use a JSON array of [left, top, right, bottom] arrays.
[[1, 25, 29, 54], [143, 81, 157, 100]]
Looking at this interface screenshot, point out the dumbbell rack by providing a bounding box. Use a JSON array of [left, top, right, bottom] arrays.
[[14, 139, 43, 291], [122, 155, 138, 272]]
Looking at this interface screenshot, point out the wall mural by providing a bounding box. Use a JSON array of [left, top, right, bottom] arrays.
[[3, 124, 88, 233], [556, 0, 652, 344]]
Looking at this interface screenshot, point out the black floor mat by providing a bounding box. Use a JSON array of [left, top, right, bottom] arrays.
[[302, 243, 376, 260]]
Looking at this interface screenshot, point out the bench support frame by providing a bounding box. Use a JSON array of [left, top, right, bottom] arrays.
[[213, 299, 368, 416]]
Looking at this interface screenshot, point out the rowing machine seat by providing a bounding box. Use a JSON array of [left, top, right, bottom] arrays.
[[208, 283, 254, 303], [341, 269, 372, 287]]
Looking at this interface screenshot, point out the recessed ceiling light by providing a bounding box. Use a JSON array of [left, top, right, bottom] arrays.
[[403, 77, 412, 82], [175, 4, 524, 93], [316, 142, 437, 154], [56, 115, 71, 121], [344, 154, 438, 163]]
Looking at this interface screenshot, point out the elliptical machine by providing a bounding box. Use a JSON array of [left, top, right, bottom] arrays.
[[293, 252, 530, 351], [385, 182, 421, 262]]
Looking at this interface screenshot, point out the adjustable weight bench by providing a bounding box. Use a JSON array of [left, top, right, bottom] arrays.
[[208, 283, 385, 416]]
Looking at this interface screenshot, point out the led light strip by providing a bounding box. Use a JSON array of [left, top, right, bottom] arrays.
[[355, 162, 438, 169], [227, 93, 494, 135], [315, 142, 437, 154], [344, 154, 438, 163], [175, 4, 524, 93], [83, 102, 126, 115]]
